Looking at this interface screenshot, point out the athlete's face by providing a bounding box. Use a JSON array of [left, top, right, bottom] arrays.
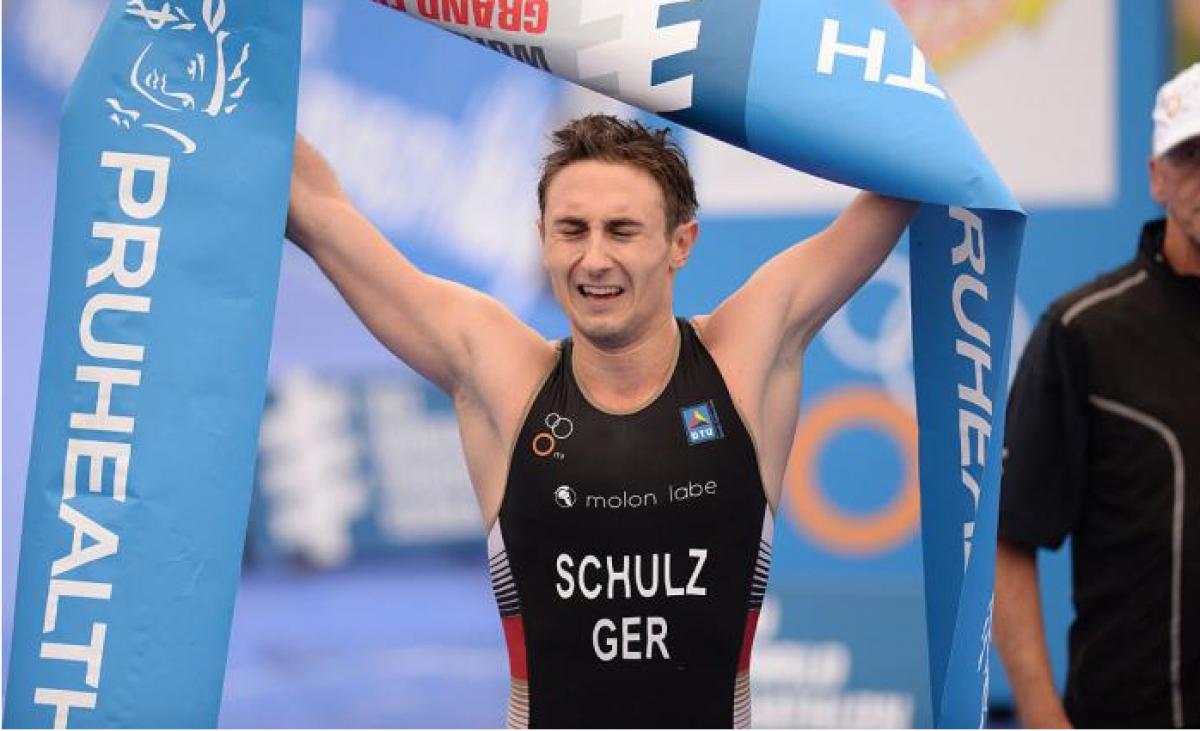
[[540, 161, 697, 348], [1151, 138, 1200, 268]]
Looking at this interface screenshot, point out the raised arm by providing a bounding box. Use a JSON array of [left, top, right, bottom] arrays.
[[698, 192, 916, 505], [703, 191, 916, 379], [285, 136, 548, 397], [716, 191, 916, 349], [790, 192, 918, 341]]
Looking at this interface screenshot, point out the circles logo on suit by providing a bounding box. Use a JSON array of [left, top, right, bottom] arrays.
[[533, 412, 574, 459]]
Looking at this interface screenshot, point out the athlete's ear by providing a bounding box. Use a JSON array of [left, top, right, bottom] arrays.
[[668, 220, 699, 272], [537, 217, 549, 271], [1149, 156, 1167, 205]]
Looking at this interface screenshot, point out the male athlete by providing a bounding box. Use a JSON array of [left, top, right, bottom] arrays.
[[286, 115, 916, 728]]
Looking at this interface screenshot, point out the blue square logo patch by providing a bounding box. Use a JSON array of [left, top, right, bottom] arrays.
[[681, 401, 724, 446]]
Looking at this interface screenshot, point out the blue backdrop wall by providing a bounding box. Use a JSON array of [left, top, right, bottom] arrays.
[[3, 1, 1170, 726]]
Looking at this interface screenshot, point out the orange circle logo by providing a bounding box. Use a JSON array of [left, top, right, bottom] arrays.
[[787, 387, 919, 555], [532, 432, 555, 457]]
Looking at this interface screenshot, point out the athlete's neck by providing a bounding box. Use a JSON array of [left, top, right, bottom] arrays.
[[571, 313, 680, 413]]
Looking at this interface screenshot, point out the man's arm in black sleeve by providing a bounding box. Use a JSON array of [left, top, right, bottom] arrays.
[[1000, 310, 1089, 548]]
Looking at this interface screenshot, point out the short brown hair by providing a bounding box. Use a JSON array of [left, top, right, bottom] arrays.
[[537, 114, 699, 232]]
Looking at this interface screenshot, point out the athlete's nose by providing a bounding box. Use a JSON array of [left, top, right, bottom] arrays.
[[578, 231, 614, 274]]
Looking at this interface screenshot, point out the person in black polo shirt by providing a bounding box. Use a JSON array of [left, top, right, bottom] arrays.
[[994, 64, 1200, 728]]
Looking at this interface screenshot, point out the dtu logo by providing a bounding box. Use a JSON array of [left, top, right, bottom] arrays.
[[680, 400, 723, 446], [107, 0, 253, 154]]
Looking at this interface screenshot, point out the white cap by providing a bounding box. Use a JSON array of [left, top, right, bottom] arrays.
[[1153, 63, 1200, 157]]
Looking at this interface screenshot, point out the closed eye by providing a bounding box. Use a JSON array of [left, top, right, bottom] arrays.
[[607, 221, 642, 239], [552, 217, 589, 239]]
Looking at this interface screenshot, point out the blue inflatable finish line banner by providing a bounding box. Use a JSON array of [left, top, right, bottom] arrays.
[[373, 0, 1024, 726], [4, 1, 300, 727]]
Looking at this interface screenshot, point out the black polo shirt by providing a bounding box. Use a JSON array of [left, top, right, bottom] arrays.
[[1000, 219, 1200, 728]]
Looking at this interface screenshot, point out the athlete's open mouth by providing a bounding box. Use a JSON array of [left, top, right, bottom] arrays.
[[578, 285, 625, 299]]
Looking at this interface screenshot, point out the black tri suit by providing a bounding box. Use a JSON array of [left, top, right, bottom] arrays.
[[487, 318, 774, 728]]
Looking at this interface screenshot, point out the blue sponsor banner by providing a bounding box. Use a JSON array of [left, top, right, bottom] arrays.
[[4, 0, 300, 726], [910, 206, 1023, 724]]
